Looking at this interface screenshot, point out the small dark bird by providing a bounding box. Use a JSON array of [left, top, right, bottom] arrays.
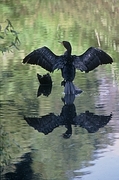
[[37, 73, 52, 97], [23, 41, 113, 94], [37, 73, 52, 85]]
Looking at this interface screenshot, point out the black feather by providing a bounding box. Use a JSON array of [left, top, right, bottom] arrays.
[[73, 47, 113, 73], [23, 46, 59, 72]]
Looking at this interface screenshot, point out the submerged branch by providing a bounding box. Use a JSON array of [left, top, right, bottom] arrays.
[[95, 29, 101, 47]]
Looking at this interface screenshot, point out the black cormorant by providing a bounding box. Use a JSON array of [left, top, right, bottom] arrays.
[[23, 41, 113, 94], [37, 73, 52, 97]]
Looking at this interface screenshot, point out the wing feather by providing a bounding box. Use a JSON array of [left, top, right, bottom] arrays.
[[74, 111, 112, 133], [24, 114, 64, 135], [73, 47, 113, 72], [23, 46, 59, 72]]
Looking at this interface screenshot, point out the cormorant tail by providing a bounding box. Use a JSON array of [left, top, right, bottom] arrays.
[[64, 81, 83, 95], [64, 82, 75, 94]]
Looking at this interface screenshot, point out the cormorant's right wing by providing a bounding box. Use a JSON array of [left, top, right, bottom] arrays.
[[22, 46, 62, 72], [24, 113, 64, 135]]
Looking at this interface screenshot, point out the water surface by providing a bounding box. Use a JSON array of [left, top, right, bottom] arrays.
[[0, 1, 119, 180]]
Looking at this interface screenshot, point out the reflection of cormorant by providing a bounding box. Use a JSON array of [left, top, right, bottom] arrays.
[[22, 41, 113, 94], [24, 94, 112, 138], [37, 73, 52, 97]]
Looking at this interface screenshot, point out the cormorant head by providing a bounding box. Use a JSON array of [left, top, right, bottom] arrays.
[[60, 41, 72, 55], [62, 41, 71, 50]]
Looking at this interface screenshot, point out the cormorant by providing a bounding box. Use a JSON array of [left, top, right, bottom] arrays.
[[23, 41, 113, 94]]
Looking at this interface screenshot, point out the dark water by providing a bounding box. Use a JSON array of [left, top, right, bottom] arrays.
[[0, 1, 119, 180]]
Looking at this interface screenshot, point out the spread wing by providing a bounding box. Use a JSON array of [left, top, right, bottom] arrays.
[[73, 47, 113, 72], [22, 46, 61, 72], [74, 111, 112, 133], [24, 114, 64, 135]]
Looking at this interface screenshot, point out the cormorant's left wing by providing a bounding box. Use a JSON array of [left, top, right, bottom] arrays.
[[23, 46, 61, 72], [73, 47, 113, 73]]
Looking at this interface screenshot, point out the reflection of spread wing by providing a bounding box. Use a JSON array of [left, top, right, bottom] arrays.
[[24, 114, 64, 135], [73, 47, 113, 73], [74, 111, 112, 133], [22, 46, 62, 72]]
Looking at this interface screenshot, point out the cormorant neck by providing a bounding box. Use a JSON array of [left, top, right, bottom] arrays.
[[64, 50, 71, 56], [67, 48, 71, 56], [62, 41, 72, 56]]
